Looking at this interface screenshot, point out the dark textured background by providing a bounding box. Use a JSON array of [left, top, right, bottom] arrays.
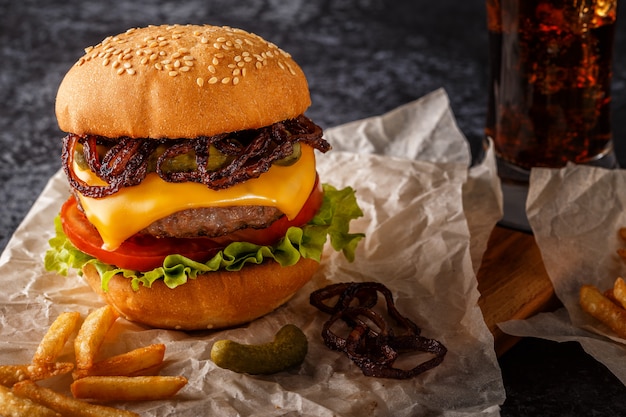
[[1, 1, 626, 415]]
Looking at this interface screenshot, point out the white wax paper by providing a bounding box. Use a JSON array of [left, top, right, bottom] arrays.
[[499, 163, 626, 386], [0, 89, 505, 416]]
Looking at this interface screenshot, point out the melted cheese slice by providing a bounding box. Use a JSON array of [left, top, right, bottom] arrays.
[[75, 145, 317, 251]]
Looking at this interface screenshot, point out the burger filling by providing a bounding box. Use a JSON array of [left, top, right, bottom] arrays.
[[62, 115, 329, 199], [46, 115, 365, 291]]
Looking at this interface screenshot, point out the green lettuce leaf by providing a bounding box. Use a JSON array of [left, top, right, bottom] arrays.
[[45, 184, 364, 291]]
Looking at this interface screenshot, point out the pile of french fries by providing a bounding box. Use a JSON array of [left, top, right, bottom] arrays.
[[580, 277, 626, 339], [0, 305, 187, 417], [579, 228, 626, 340]]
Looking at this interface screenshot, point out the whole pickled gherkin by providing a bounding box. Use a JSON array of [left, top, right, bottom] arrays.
[[210, 324, 308, 375]]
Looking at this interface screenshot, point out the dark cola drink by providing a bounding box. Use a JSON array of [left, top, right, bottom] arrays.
[[486, 0, 617, 174]]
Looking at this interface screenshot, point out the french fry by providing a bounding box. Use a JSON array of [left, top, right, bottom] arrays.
[[72, 344, 165, 379], [71, 375, 188, 402], [0, 363, 74, 388], [0, 366, 29, 388], [12, 380, 139, 417], [26, 362, 74, 381], [74, 305, 118, 370], [612, 277, 626, 310], [0, 384, 60, 417], [32, 311, 81, 365], [580, 284, 626, 339]]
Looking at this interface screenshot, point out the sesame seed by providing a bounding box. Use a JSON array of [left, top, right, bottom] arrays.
[[208, 77, 218, 84], [126, 68, 136, 75], [159, 41, 169, 47], [197, 77, 205, 87], [234, 55, 241, 62], [233, 77, 240, 85], [150, 54, 158, 61], [112, 61, 121, 68], [155, 63, 163, 70], [183, 55, 194, 61], [123, 62, 132, 69], [116, 68, 125, 75], [102, 58, 110, 66], [169, 70, 179, 77], [237, 61, 245, 68], [255, 62, 262, 69], [201, 37, 209, 44], [212, 57, 219, 66], [242, 68, 247, 77], [172, 52, 181, 58], [278, 61, 285, 70], [221, 77, 231, 84], [140, 57, 148, 65], [216, 37, 226, 42], [208, 65, 216, 74], [215, 53, 224, 58], [232, 69, 241, 76], [213, 43, 221, 49], [180, 66, 190, 72]]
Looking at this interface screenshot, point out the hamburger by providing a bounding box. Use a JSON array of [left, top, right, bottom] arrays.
[[45, 24, 364, 330]]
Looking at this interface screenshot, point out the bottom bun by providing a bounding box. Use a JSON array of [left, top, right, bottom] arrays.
[[82, 258, 320, 330]]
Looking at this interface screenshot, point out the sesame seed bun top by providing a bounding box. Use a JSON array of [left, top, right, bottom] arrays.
[[55, 24, 311, 139]]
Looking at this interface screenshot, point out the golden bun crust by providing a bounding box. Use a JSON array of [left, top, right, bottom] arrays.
[[56, 24, 311, 139], [82, 258, 319, 330]]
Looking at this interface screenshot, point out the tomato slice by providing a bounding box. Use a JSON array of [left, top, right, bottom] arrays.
[[60, 177, 324, 272]]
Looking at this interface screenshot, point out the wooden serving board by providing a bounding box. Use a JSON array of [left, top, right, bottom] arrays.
[[476, 226, 561, 356]]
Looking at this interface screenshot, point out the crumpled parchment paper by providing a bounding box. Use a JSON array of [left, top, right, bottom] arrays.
[[499, 163, 626, 386], [0, 88, 505, 416]]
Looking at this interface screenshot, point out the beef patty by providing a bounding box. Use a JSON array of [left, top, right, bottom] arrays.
[[139, 205, 284, 239]]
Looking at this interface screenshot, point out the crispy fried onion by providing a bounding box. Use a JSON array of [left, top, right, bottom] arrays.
[[62, 115, 328, 198], [310, 282, 447, 379]]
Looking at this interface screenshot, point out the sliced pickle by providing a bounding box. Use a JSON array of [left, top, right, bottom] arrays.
[[206, 145, 234, 171], [73, 143, 108, 170], [159, 150, 198, 173], [273, 142, 301, 166]]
